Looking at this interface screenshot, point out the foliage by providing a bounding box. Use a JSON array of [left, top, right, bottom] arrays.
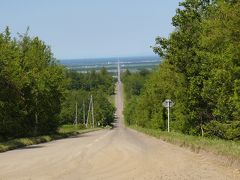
[[66, 67, 115, 95], [123, 0, 240, 140], [0, 28, 116, 140], [60, 69, 116, 126], [122, 69, 151, 126], [122, 69, 150, 99], [0, 28, 66, 139]]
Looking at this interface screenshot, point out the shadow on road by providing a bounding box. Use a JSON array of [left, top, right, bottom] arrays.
[[16, 145, 45, 151]]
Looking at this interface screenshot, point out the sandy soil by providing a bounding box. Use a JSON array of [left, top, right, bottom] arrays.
[[0, 82, 239, 180]]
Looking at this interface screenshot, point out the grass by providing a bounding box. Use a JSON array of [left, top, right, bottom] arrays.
[[0, 125, 102, 153], [130, 125, 240, 166]]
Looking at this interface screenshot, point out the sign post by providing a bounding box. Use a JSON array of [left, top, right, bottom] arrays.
[[162, 99, 174, 132]]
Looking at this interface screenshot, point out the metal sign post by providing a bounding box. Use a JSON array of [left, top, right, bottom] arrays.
[[162, 99, 174, 132]]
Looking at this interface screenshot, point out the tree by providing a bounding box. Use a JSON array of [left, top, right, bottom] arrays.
[[0, 28, 66, 138], [123, 0, 240, 140]]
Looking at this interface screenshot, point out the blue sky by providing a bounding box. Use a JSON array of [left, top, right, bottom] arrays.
[[0, 0, 181, 59]]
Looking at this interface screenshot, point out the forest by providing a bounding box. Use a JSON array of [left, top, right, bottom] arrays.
[[60, 69, 115, 126], [0, 28, 115, 140], [123, 0, 240, 140]]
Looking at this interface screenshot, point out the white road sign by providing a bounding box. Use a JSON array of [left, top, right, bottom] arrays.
[[162, 99, 174, 108], [162, 99, 174, 132]]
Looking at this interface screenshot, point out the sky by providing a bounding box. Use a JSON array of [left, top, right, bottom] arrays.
[[0, 0, 181, 59]]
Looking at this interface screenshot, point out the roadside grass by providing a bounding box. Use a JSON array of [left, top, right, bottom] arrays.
[[0, 125, 102, 153], [130, 125, 240, 166]]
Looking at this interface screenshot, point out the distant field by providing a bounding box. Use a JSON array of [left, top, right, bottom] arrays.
[[59, 56, 161, 75]]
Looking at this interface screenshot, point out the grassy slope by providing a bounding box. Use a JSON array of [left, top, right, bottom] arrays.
[[0, 125, 102, 153], [130, 125, 240, 166]]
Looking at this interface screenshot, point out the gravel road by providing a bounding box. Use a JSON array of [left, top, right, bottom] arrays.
[[0, 82, 239, 180]]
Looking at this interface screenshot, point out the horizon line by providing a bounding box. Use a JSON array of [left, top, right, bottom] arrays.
[[58, 54, 159, 61]]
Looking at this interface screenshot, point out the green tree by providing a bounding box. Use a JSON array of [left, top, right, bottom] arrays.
[[0, 28, 66, 138], [123, 0, 240, 140]]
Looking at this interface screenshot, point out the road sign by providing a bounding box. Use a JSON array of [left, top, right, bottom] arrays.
[[162, 99, 174, 108], [162, 99, 174, 132]]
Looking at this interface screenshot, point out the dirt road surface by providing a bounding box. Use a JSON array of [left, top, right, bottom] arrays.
[[0, 82, 239, 180]]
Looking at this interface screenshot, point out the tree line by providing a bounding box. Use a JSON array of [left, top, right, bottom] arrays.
[[0, 28, 115, 140], [123, 0, 240, 140], [60, 69, 115, 126]]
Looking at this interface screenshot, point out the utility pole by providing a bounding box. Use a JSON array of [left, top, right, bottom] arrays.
[[35, 111, 38, 135], [167, 101, 170, 132], [86, 99, 90, 128], [74, 102, 78, 126], [83, 101, 86, 126], [118, 58, 121, 83], [34, 98, 38, 135], [86, 95, 94, 128], [91, 95, 94, 128]]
